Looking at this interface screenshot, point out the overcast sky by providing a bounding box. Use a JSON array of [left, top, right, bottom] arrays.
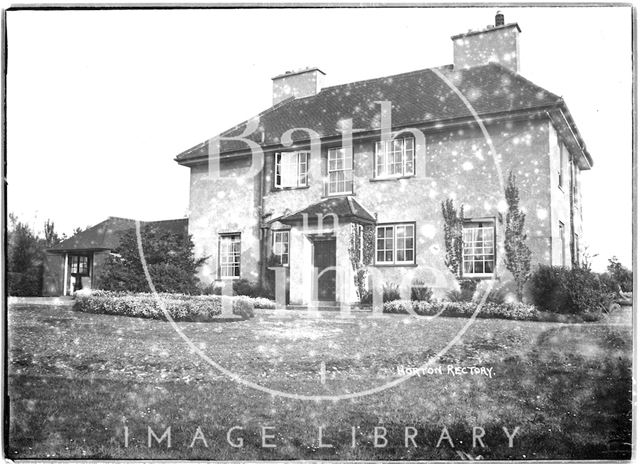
[[6, 6, 632, 271]]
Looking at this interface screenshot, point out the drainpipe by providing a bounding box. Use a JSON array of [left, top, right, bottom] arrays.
[[569, 158, 576, 268], [258, 153, 266, 287], [62, 253, 68, 296]]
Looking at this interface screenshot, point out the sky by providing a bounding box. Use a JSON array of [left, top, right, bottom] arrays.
[[6, 6, 633, 271]]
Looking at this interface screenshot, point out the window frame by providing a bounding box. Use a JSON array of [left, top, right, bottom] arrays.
[[274, 151, 310, 189], [462, 219, 496, 278], [374, 222, 416, 266], [374, 136, 415, 179], [218, 233, 242, 279], [326, 147, 354, 196], [69, 255, 90, 276], [272, 229, 290, 266]]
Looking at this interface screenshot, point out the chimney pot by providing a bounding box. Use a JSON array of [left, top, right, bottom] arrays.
[[451, 14, 521, 72], [271, 67, 326, 106]]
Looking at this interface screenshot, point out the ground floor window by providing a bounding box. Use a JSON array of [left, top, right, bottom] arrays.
[[272, 230, 289, 265], [69, 255, 89, 275], [375, 223, 415, 265], [219, 233, 241, 278], [462, 220, 495, 276]]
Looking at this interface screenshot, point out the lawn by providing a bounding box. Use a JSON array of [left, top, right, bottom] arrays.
[[6, 303, 632, 459]]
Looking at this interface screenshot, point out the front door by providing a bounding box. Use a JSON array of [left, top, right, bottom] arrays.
[[313, 238, 336, 302]]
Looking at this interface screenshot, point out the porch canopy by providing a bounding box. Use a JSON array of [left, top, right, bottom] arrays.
[[277, 196, 376, 226]]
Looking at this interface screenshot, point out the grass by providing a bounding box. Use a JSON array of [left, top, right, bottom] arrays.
[[7, 303, 632, 459]]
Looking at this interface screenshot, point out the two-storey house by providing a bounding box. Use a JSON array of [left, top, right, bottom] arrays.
[[175, 13, 592, 305]]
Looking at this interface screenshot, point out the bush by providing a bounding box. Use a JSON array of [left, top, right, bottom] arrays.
[[233, 279, 267, 298], [97, 225, 205, 294], [446, 278, 478, 302], [360, 289, 373, 305], [383, 282, 401, 302], [73, 290, 255, 321], [199, 282, 221, 295], [411, 280, 433, 302], [8, 268, 43, 297], [530, 265, 613, 314], [381, 299, 601, 322], [604, 257, 633, 293], [476, 285, 511, 304]]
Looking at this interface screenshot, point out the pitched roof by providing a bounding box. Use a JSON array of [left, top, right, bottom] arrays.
[[278, 196, 376, 225], [49, 217, 188, 252], [175, 62, 585, 164]]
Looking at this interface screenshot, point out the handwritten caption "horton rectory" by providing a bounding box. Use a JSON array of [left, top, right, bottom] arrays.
[[397, 365, 495, 378]]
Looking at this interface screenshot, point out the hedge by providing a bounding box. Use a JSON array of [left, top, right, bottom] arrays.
[[73, 290, 255, 321], [382, 300, 603, 322]]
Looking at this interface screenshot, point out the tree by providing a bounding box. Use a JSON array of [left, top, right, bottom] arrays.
[[441, 198, 464, 279], [7, 217, 43, 296], [43, 219, 62, 248], [605, 256, 632, 293], [98, 224, 207, 294], [500, 171, 531, 300]]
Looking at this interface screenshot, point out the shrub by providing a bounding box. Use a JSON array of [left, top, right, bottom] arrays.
[[383, 299, 540, 321], [476, 285, 511, 304], [232, 279, 264, 298], [97, 225, 205, 294], [360, 289, 373, 305], [411, 279, 433, 302], [199, 282, 222, 295], [73, 290, 255, 321], [446, 278, 477, 302], [530, 265, 613, 315], [381, 299, 601, 322], [8, 269, 43, 297], [383, 282, 401, 303], [604, 257, 633, 293]]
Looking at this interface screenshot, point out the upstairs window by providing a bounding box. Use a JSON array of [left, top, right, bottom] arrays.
[[374, 137, 415, 178], [375, 223, 415, 265], [325, 147, 353, 195], [219, 233, 241, 278], [272, 230, 289, 266], [462, 221, 495, 277], [275, 151, 309, 188]]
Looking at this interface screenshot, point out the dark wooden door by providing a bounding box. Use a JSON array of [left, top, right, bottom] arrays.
[[314, 238, 336, 302]]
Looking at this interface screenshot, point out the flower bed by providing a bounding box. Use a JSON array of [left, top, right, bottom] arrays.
[[73, 290, 256, 321], [383, 300, 602, 322]]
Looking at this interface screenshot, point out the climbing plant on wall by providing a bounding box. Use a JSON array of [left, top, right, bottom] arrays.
[[441, 198, 464, 279], [499, 170, 531, 300], [349, 223, 375, 301]]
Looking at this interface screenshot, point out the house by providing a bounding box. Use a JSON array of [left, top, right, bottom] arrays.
[[175, 13, 592, 305], [43, 217, 188, 296]]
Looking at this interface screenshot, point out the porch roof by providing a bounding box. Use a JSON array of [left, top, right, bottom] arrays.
[[278, 196, 376, 225]]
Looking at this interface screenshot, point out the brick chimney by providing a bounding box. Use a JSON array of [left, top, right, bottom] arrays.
[[451, 12, 521, 72], [271, 67, 325, 106]]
